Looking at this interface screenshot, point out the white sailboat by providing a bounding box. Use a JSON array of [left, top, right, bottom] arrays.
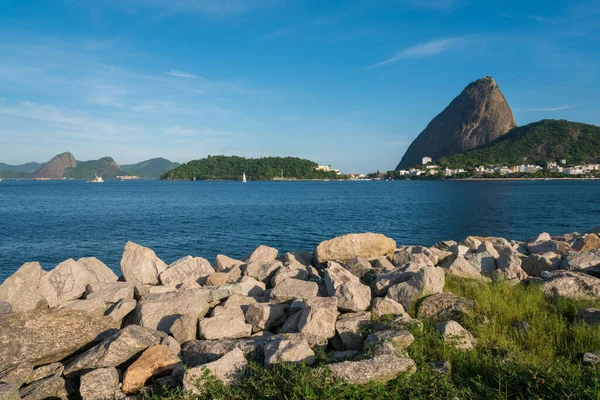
[[242, 172, 247, 183]]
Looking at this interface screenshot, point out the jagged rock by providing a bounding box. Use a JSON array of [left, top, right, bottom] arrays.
[[315, 233, 396, 264], [63, 325, 162, 375], [134, 285, 176, 299], [583, 352, 600, 365], [542, 271, 600, 299], [170, 314, 198, 344], [521, 252, 562, 277], [478, 241, 500, 259], [245, 303, 289, 333], [344, 257, 373, 278], [372, 257, 395, 272], [560, 251, 600, 274], [79, 367, 121, 400], [527, 240, 569, 255], [328, 355, 416, 384], [283, 251, 313, 267], [270, 263, 308, 287], [26, 363, 63, 384], [85, 282, 134, 304], [364, 330, 414, 357], [436, 320, 476, 350], [206, 268, 241, 287], [215, 254, 244, 272], [270, 278, 319, 302], [392, 247, 435, 268], [0, 363, 34, 388], [221, 295, 257, 314], [0, 309, 116, 371], [183, 348, 247, 394], [38, 258, 118, 308], [573, 234, 600, 252], [247, 245, 279, 265], [199, 307, 252, 340], [297, 297, 339, 346], [373, 268, 413, 296], [495, 247, 527, 281], [371, 297, 405, 319], [0, 383, 19, 400], [181, 337, 270, 367], [576, 308, 600, 326], [463, 236, 483, 250], [105, 299, 137, 322], [132, 290, 210, 334], [324, 261, 371, 312], [396, 76, 516, 168], [120, 242, 168, 286], [465, 251, 496, 276], [33, 151, 76, 179], [263, 337, 315, 366], [0, 262, 47, 312], [19, 375, 67, 400], [386, 266, 445, 311], [418, 292, 476, 323], [159, 256, 214, 287], [442, 255, 491, 282], [60, 297, 109, 315], [122, 345, 182, 395], [278, 310, 303, 333], [335, 312, 371, 350]]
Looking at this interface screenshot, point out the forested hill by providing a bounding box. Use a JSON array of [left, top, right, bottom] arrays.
[[161, 156, 345, 180], [439, 120, 600, 168]]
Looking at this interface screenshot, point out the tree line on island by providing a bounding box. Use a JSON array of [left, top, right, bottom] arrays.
[[161, 155, 347, 181]]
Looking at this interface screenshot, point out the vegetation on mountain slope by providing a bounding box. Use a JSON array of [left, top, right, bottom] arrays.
[[121, 158, 180, 179]]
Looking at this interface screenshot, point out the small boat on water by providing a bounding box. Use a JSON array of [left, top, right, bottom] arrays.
[[242, 172, 247, 183], [87, 174, 104, 183]]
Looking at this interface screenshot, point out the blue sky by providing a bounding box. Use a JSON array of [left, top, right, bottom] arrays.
[[0, 0, 599, 173]]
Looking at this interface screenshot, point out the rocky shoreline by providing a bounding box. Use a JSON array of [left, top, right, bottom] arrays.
[[2, 229, 600, 399]]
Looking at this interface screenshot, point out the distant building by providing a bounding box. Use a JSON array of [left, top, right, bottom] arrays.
[[422, 157, 432, 165], [565, 166, 584, 175], [425, 165, 439, 170], [560, 159, 567, 165], [316, 165, 331, 171]]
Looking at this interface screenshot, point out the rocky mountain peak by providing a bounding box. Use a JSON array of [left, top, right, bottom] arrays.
[[396, 76, 517, 169], [33, 152, 77, 179]]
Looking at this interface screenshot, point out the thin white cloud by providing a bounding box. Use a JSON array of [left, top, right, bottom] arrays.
[[365, 37, 468, 69], [168, 70, 200, 79], [516, 105, 577, 112]]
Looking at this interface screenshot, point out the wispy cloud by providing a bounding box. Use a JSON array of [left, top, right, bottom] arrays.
[[101, 0, 276, 16], [515, 105, 577, 112], [365, 36, 469, 69], [167, 70, 200, 79]]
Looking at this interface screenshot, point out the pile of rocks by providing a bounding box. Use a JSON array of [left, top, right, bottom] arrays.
[[1, 228, 600, 399]]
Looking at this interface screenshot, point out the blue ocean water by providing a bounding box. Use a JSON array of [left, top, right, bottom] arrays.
[[0, 179, 599, 281]]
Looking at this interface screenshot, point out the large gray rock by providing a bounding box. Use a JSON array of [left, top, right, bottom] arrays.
[[372, 268, 413, 296], [0, 363, 34, 388], [215, 254, 244, 272], [132, 290, 210, 334], [576, 308, 600, 326], [63, 325, 162, 375], [19, 375, 67, 400], [436, 320, 476, 350], [521, 252, 562, 277], [417, 292, 476, 323], [364, 330, 415, 356], [0, 383, 19, 400], [315, 233, 396, 264], [495, 247, 527, 281], [335, 312, 371, 350], [0, 309, 116, 371], [465, 251, 496, 276], [324, 261, 371, 312], [542, 271, 600, 299], [263, 337, 315, 366], [371, 297, 405, 320], [573, 234, 600, 252], [392, 247, 435, 268], [79, 367, 121, 400], [85, 282, 134, 304], [181, 337, 271, 367], [105, 299, 137, 322], [170, 314, 198, 344], [270, 279, 319, 302], [0, 262, 47, 312], [386, 266, 445, 311], [283, 251, 313, 267], [120, 242, 168, 286], [26, 363, 63, 385], [38, 258, 117, 308], [270, 263, 308, 287], [199, 307, 252, 340], [183, 348, 247, 394], [245, 303, 289, 333], [247, 245, 279, 265], [297, 297, 339, 346], [344, 257, 374, 279], [328, 355, 416, 384], [442, 255, 491, 282], [561, 251, 600, 274], [159, 256, 214, 287], [245, 260, 282, 284]]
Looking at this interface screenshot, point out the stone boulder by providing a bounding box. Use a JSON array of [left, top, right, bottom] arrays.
[[132, 290, 210, 334], [159, 256, 214, 287], [263, 337, 315, 366], [122, 345, 182, 395], [371, 297, 405, 320], [386, 266, 445, 311], [18, 375, 67, 400], [215, 254, 244, 272], [392, 247, 435, 268], [328, 355, 416, 384], [0, 383, 19, 400], [436, 320, 476, 350], [85, 282, 134, 304], [465, 251, 496, 276], [0, 363, 34, 388], [120, 242, 168, 286], [199, 307, 252, 340], [63, 325, 162, 375], [335, 312, 371, 350], [521, 252, 562, 277], [364, 330, 414, 356], [297, 297, 339, 346], [270, 279, 319, 302], [417, 292, 476, 323], [441, 255, 491, 282], [0, 262, 48, 312], [573, 234, 600, 252], [324, 261, 372, 312], [247, 245, 279, 265], [344, 257, 373, 279], [246, 260, 283, 284], [542, 271, 600, 299], [576, 308, 600, 326], [495, 247, 527, 281], [183, 348, 247, 395], [283, 251, 313, 267], [0, 309, 116, 371], [315, 233, 396, 265], [560, 251, 600, 274], [79, 367, 121, 400], [245, 303, 289, 333], [170, 314, 198, 344], [270, 263, 308, 287], [583, 352, 600, 365]]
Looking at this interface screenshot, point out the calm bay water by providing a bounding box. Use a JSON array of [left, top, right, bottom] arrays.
[[0, 179, 599, 280]]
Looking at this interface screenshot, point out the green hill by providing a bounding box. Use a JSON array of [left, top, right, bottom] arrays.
[[161, 155, 345, 180], [440, 120, 600, 169], [121, 158, 180, 179], [63, 157, 125, 180]]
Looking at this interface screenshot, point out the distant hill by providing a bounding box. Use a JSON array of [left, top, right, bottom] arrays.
[[440, 120, 600, 168], [121, 158, 180, 179], [397, 76, 516, 169], [33, 152, 77, 179], [162, 155, 345, 180], [63, 157, 125, 180], [0, 162, 43, 173]]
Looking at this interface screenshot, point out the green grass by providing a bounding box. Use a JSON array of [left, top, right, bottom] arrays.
[[146, 276, 600, 400]]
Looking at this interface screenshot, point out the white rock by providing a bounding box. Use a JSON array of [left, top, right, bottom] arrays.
[[324, 261, 371, 312], [120, 242, 168, 286], [159, 256, 214, 287], [0, 262, 47, 312]]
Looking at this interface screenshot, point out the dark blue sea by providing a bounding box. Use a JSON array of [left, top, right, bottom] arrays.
[[1, 179, 599, 281]]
